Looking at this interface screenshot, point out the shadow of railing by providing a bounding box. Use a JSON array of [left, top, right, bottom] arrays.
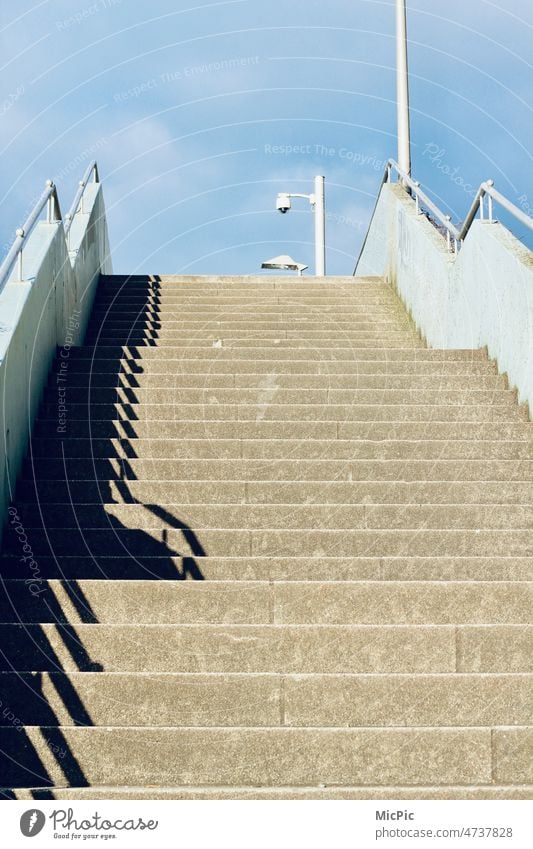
[[0, 273, 208, 793]]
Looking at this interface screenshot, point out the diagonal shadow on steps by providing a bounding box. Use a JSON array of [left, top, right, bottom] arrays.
[[0, 273, 210, 792], [0, 618, 97, 789]]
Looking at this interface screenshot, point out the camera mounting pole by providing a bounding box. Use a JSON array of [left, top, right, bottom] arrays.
[[275, 175, 326, 277]]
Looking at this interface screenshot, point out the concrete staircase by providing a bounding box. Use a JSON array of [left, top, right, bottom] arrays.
[[1, 274, 532, 799]]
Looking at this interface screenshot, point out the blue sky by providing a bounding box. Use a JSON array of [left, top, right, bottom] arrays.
[[1, 0, 531, 275]]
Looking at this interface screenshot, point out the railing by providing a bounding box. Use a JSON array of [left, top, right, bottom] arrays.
[[0, 160, 100, 294], [64, 161, 99, 238], [362, 158, 533, 260]]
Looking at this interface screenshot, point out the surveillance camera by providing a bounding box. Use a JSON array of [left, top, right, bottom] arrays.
[[276, 194, 291, 214]]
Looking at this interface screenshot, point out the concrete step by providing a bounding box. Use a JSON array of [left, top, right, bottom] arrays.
[[95, 277, 390, 291], [23, 457, 533, 481], [86, 330, 415, 343], [33, 419, 528, 440], [92, 289, 396, 299], [98, 272, 379, 280], [0, 672, 280, 728], [54, 358, 498, 375], [46, 373, 509, 391], [93, 281, 393, 292], [85, 312, 413, 323], [0, 579, 531, 625], [2, 554, 532, 582], [64, 346, 488, 361], [37, 403, 528, 422], [0, 672, 530, 728], [91, 284, 404, 295], [82, 336, 425, 349], [0, 726, 505, 788], [12, 503, 533, 531], [0, 622, 528, 673], [16, 479, 533, 506], [86, 311, 411, 321], [35, 418, 339, 439], [84, 309, 410, 322], [87, 318, 413, 330], [89, 302, 407, 313], [85, 293, 397, 302], [41, 384, 520, 405], [2, 527, 532, 557], [96, 279, 390, 292], [27, 437, 533, 461], [9, 786, 533, 800], [93, 284, 395, 293]]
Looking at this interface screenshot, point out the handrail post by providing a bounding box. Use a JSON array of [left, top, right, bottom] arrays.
[[16, 229, 24, 281], [414, 181, 421, 214], [486, 180, 494, 222], [46, 181, 54, 223], [445, 216, 451, 250], [79, 181, 86, 214], [479, 195, 485, 221]]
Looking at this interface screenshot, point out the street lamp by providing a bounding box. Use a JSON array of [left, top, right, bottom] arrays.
[[275, 175, 326, 276], [261, 255, 309, 276], [396, 0, 412, 175]]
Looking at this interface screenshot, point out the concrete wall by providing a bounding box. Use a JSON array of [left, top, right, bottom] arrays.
[[0, 183, 112, 537], [355, 182, 533, 413]]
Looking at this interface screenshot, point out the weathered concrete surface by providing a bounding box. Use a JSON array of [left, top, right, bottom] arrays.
[[1, 273, 532, 799], [0, 183, 112, 541], [356, 182, 533, 415]]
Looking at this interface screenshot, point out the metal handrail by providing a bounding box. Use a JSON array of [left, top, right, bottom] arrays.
[[0, 161, 100, 294], [355, 159, 533, 271], [0, 181, 61, 289], [64, 160, 99, 237], [459, 181, 533, 240]]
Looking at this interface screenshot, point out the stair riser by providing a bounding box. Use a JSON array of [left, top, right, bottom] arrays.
[[92, 294, 399, 302], [0, 673, 530, 728], [45, 388, 519, 405], [52, 360, 498, 375], [37, 404, 528, 421], [45, 374, 509, 391], [89, 305, 408, 314], [9, 787, 533, 800], [2, 556, 532, 582], [0, 624, 527, 673], [86, 320, 413, 331], [82, 338, 425, 349], [0, 727, 501, 788], [63, 347, 489, 360], [33, 420, 526, 440], [27, 438, 533, 460], [2, 528, 532, 557], [9, 503, 533, 531], [22, 458, 533, 481], [16, 480, 533, 506], [0, 580, 532, 625], [86, 310, 409, 320]]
